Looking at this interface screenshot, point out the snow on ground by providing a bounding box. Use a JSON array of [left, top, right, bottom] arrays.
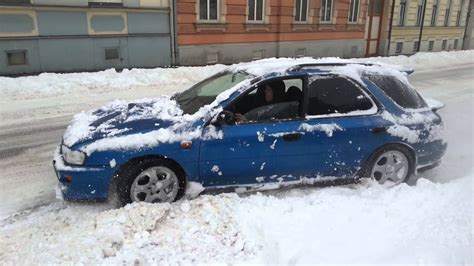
[[0, 50, 473, 264]]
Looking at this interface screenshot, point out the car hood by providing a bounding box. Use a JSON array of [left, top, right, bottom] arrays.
[[63, 97, 193, 150]]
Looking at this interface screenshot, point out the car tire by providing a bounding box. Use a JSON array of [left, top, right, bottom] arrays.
[[360, 144, 415, 185], [114, 158, 186, 206]]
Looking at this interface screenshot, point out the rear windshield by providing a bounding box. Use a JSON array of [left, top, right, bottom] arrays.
[[364, 74, 427, 109]]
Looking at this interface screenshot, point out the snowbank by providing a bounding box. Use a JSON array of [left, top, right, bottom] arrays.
[[1, 175, 471, 264], [1, 50, 472, 100]]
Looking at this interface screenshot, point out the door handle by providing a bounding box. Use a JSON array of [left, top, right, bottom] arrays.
[[371, 127, 387, 134], [282, 133, 302, 141]]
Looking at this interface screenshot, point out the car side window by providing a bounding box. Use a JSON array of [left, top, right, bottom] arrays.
[[364, 74, 427, 109], [307, 76, 374, 116], [226, 78, 304, 123]]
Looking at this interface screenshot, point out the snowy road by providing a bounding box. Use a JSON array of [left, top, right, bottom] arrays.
[[0, 53, 472, 264]]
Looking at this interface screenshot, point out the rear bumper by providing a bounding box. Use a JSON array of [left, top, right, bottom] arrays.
[[416, 140, 448, 170], [53, 154, 113, 201]]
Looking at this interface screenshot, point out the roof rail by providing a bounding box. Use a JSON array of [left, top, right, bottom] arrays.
[[287, 62, 415, 75], [287, 62, 377, 72]]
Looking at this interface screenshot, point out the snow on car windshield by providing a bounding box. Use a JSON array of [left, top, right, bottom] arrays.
[[174, 71, 251, 114]]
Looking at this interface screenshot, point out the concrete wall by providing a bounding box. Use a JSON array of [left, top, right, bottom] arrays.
[[179, 39, 366, 66], [0, 4, 172, 75]]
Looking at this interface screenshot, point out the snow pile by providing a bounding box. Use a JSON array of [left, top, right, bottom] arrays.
[[0, 65, 226, 100], [1, 50, 472, 101], [1, 175, 471, 264]]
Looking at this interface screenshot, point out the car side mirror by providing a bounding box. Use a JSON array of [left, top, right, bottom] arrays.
[[213, 110, 236, 126]]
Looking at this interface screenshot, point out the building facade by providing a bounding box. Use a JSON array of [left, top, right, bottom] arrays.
[[377, 0, 470, 55], [176, 0, 370, 65], [0, 0, 175, 75]]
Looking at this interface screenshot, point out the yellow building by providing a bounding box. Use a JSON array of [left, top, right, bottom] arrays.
[[375, 0, 470, 55]]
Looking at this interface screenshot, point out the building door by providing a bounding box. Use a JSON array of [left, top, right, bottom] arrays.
[[365, 0, 385, 56]]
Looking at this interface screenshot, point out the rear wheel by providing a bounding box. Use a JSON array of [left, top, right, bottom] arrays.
[[115, 158, 186, 206], [362, 145, 415, 185]]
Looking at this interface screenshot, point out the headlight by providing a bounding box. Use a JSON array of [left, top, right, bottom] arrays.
[[62, 145, 86, 165]]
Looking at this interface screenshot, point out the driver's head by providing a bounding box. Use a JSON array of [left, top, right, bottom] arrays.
[[264, 84, 274, 103], [264, 80, 285, 103]]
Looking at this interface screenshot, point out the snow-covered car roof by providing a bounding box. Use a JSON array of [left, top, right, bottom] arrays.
[[225, 57, 414, 79]]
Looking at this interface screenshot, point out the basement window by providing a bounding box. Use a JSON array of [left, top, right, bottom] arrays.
[[104, 47, 119, 60], [6, 50, 27, 66]]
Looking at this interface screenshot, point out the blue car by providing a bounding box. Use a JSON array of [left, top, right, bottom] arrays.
[[53, 59, 447, 205]]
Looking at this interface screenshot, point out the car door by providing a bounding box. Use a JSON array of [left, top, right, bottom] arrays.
[[198, 76, 315, 187], [298, 74, 391, 178]]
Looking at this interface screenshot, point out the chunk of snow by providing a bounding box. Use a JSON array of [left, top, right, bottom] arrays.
[[185, 182, 205, 198], [299, 123, 343, 137], [270, 139, 277, 150], [256, 131, 264, 142], [109, 159, 116, 168]]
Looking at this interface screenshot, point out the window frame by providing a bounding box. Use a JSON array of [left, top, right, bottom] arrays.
[[453, 39, 459, 49], [444, 0, 451, 26], [320, 0, 333, 23], [398, 0, 407, 26], [413, 41, 419, 52], [104, 47, 120, 61], [441, 39, 447, 50], [415, 1, 424, 26], [348, 0, 360, 23], [431, 1, 438, 26], [6, 50, 28, 66], [304, 74, 378, 120], [247, 0, 265, 22], [428, 40, 434, 51], [395, 42, 403, 54], [199, 0, 219, 22], [294, 0, 309, 23], [221, 75, 307, 125]]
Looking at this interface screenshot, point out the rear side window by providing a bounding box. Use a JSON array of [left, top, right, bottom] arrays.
[[307, 76, 374, 116], [365, 74, 427, 109]]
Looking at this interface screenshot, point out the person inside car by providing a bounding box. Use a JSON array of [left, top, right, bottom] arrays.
[[234, 80, 285, 122]]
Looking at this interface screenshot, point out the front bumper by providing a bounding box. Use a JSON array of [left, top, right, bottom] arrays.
[[53, 151, 114, 201]]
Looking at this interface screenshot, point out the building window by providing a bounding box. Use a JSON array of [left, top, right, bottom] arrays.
[[206, 52, 218, 64], [199, 0, 218, 21], [296, 48, 306, 57], [444, 0, 451, 26], [416, 0, 424, 26], [441, 40, 447, 50], [320, 0, 333, 22], [428, 40, 434, 51], [252, 50, 264, 60], [395, 42, 403, 54], [6, 50, 27, 66], [431, 0, 438, 26], [456, 10, 461, 26], [453, 39, 459, 49], [0, 0, 30, 3], [89, 0, 123, 7], [399, 0, 406, 26], [295, 0, 308, 22], [104, 47, 119, 60], [413, 41, 419, 52], [348, 0, 359, 23], [248, 0, 264, 22]]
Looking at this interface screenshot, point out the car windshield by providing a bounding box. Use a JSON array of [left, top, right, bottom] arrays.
[[174, 71, 250, 114]]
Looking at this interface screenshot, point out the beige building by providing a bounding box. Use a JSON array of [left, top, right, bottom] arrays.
[[375, 0, 470, 55]]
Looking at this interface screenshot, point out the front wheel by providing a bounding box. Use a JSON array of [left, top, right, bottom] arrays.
[[115, 158, 186, 206], [362, 145, 415, 185]]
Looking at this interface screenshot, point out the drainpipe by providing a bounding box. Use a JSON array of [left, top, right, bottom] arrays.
[[386, 0, 396, 55], [170, 0, 179, 65], [417, 0, 427, 52]]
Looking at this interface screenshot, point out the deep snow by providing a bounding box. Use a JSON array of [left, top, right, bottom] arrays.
[[0, 50, 473, 264]]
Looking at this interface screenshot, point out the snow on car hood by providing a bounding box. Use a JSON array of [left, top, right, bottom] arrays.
[[62, 97, 216, 155]]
